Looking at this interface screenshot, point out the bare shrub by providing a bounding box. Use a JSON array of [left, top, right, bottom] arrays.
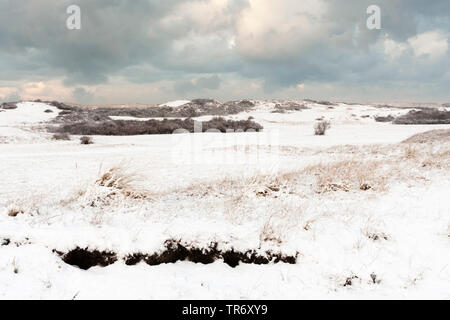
[[394, 109, 450, 124], [55, 117, 263, 136], [314, 120, 331, 136], [52, 133, 70, 141], [0, 102, 18, 110], [80, 136, 93, 145]]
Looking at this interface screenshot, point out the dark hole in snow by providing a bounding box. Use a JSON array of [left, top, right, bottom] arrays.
[[124, 240, 297, 268], [58, 240, 298, 270], [60, 248, 117, 270], [1, 238, 11, 246]]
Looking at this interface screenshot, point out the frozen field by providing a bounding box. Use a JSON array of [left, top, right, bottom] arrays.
[[0, 101, 449, 299]]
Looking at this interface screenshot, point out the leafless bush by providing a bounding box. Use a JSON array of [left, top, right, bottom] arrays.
[[394, 109, 450, 124], [314, 120, 331, 136], [0, 102, 18, 110], [54, 117, 263, 136], [80, 136, 93, 145]]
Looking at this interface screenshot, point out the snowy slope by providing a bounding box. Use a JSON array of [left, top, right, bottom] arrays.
[[0, 100, 449, 299]]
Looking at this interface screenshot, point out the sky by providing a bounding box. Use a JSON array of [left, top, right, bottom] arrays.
[[0, 0, 449, 105]]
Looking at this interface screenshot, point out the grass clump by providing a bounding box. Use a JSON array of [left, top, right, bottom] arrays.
[[303, 160, 388, 193]]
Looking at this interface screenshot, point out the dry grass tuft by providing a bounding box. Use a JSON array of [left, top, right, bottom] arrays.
[[421, 150, 450, 169], [403, 144, 419, 159], [76, 162, 150, 209], [303, 160, 388, 193], [94, 163, 149, 200]]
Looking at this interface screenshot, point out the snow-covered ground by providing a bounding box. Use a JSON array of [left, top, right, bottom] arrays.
[[159, 100, 191, 108], [0, 100, 449, 299]]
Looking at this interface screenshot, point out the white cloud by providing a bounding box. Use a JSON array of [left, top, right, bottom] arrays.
[[384, 37, 408, 59], [408, 30, 448, 59], [235, 0, 327, 60]]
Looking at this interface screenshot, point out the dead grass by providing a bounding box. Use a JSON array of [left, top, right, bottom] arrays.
[[420, 149, 450, 169], [403, 144, 419, 159], [71, 162, 151, 209], [303, 160, 388, 193], [94, 163, 149, 200]]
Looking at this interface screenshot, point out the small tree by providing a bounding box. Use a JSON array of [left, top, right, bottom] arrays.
[[314, 120, 331, 136]]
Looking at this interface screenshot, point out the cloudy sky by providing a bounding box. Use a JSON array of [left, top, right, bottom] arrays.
[[1, 0, 449, 104]]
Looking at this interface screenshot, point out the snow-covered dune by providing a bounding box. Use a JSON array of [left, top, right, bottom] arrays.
[[0, 102, 58, 126], [0, 99, 449, 299], [159, 100, 191, 108]]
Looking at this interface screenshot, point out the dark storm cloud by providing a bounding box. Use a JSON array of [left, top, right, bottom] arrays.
[[0, 0, 449, 100]]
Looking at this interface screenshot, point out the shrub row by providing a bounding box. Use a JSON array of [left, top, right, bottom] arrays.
[[393, 109, 450, 124], [54, 117, 263, 136]]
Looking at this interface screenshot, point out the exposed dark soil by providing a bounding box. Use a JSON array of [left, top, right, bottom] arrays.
[[60, 248, 118, 270], [58, 240, 298, 270]]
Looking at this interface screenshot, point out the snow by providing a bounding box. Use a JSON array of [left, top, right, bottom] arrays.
[[159, 100, 191, 108], [0, 100, 449, 299], [0, 102, 58, 126]]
